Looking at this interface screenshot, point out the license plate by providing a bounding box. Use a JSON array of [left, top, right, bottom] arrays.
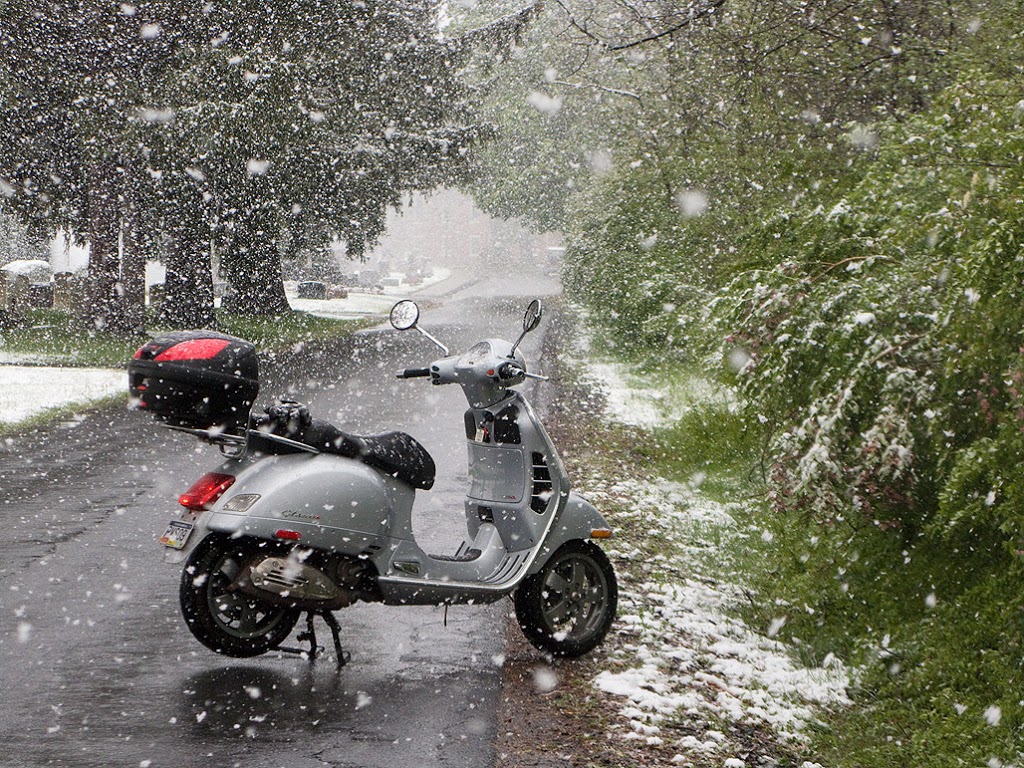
[[160, 520, 194, 550]]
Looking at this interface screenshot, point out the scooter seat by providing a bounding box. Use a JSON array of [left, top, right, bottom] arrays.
[[252, 409, 436, 490], [352, 430, 436, 491], [306, 421, 436, 491]]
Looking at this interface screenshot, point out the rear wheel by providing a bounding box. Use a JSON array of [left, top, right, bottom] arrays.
[[515, 540, 617, 657], [180, 534, 300, 657]]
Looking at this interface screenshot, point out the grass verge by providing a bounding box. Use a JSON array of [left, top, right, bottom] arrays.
[[557, 311, 1024, 767], [498, 305, 850, 768], [0, 393, 125, 435], [0, 308, 376, 436], [0, 308, 376, 368]]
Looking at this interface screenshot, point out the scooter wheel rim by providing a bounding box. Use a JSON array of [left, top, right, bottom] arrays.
[[538, 549, 612, 642], [205, 548, 292, 640]]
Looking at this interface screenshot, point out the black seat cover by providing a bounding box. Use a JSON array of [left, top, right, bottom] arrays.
[[348, 430, 436, 491], [251, 408, 435, 490]]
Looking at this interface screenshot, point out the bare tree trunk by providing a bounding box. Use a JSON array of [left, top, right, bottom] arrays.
[[82, 160, 131, 334], [120, 199, 147, 334], [221, 210, 291, 316], [159, 222, 215, 329]]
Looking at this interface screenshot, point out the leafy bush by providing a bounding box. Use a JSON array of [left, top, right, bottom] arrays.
[[723, 74, 1024, 544], [719, 73, 1024, 766]]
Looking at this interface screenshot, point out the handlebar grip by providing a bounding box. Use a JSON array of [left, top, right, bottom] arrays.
[[396, 367, 431, 379], [498, 362, 523, 380]]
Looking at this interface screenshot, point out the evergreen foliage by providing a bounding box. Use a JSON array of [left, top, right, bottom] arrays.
[[0, 212, 48, 264], [0, 1, 488, 330]]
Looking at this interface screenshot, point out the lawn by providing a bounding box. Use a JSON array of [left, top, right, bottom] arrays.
[[0, 308, 375, 368]]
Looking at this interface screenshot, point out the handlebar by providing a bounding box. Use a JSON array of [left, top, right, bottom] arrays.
[[499, 361, 549, 382], [497, 361, 523, 380], [396, 367, 432, 379], [396, 360, 548, 384]]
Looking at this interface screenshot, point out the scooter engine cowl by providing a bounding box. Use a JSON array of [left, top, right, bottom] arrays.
[[249, 557, 340, 602]]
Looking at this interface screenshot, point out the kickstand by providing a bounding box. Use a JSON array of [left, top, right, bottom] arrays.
[[319, 610, 351, 669], [278, 611, 350, 670]]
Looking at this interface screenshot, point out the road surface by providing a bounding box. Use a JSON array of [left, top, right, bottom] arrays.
[[0, 273, 560, 768]]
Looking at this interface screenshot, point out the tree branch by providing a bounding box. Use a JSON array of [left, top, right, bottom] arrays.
[[550, 79, 642, 101], [552, 0, 726, 51]]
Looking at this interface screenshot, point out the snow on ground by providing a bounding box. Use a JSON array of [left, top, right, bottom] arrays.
[[287, 292, 397, 319], [575, 351, 850, 765], [588, 359, 735, 428], [285, 268, 452, 320], [568, 306, 736, 429], [0, 366, 125, 426], [587, 477, 850, 749], [0, 272, 450, 428]]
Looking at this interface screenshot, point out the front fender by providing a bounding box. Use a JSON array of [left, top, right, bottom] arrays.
[[527, 492, 611, 575]]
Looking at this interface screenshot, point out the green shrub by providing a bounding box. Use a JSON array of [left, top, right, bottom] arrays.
[[720, 72, 1024, 766], [722, 74, 1024, 543]]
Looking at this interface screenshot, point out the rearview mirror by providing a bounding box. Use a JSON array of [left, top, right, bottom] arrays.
[[522, 299, 543, 333], [389, 300, 420, 331], [389, 300, 449, 355], [511, 299, 543, 357]]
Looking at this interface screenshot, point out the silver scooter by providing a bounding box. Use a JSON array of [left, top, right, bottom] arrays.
[[141, 299, 617, 667]]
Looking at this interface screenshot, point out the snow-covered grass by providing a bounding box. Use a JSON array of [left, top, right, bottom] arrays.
[[585, 475, 850, 758], [287, 292, 398, 319], [0, 274, 449, 431], [285, 268, 452, 320], [587, 359, 735, 430], [567, 306, 736, 431], [570, 344, 851, 766], [0, 366, 125, 427], [563, 314, 1024, 768]]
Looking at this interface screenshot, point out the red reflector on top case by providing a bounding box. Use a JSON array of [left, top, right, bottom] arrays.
[[155, 338, 231, 361]]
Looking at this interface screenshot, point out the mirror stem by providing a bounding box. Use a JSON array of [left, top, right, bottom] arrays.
[[510, 331, 528, 358], [416, 327, 449, 356]]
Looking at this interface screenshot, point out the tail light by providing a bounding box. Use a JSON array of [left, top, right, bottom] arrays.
[[179, 472, 236, 511]]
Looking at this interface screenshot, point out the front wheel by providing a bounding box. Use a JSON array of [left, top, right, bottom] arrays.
[[180, 534, 300, 657], [515, 540, 617, 657]]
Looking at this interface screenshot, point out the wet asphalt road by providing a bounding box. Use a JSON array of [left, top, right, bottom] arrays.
[[0, 274, 560, 768]]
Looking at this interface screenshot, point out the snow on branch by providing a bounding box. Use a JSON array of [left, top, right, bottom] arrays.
[[447, 3, 543, 53]]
